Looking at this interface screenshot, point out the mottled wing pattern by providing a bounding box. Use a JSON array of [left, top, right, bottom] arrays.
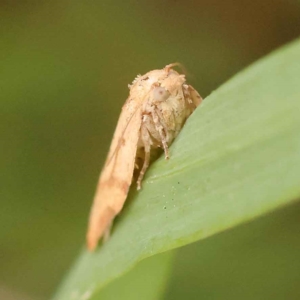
[[188, 85, 203, 107], [87, 97, 143, 251]]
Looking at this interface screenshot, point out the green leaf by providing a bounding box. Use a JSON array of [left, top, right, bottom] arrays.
[[95, 251, 174, 300], [164, 202, 300, 300], [53, 38, 300, 300]]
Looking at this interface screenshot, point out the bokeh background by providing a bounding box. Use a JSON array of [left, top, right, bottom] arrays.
[[1, 1, 300, 299]]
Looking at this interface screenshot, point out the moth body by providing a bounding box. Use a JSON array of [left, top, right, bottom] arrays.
[[87, 63, 202, 251]]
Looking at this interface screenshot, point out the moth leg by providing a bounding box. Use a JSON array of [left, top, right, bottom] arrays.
[[137, 126, 151, 190], [151, 109, 169, 159], [153, 108, 170, 142]]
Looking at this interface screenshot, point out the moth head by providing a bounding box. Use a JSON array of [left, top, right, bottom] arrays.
[[153, 86, 170, 103]]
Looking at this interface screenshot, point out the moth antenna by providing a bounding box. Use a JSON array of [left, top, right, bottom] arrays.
[[165, 62, 188, 76], [165, 62, 181, 70]]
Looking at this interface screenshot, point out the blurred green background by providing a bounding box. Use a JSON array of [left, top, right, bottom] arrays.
[[1, 1, 300, 299]]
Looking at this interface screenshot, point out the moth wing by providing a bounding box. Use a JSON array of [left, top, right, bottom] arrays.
[[188, 85, 203, 107], [87, 97, 143, 251]]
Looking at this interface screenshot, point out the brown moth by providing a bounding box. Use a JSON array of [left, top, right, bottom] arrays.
[[87, 63, 202, 251]]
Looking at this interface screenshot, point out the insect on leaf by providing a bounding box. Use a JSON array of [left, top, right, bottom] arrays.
[[87, 63, 202, 251]]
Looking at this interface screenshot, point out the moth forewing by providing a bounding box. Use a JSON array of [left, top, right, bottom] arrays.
[[187, 85, 203, 107], [87, 100, 143, 251], [87, 63, 202, 251]]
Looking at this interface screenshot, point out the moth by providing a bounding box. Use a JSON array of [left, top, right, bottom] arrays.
[[87, 63, 202, 251]]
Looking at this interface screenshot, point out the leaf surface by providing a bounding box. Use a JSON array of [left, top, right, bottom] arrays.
[[53, 39, 300, 300]]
